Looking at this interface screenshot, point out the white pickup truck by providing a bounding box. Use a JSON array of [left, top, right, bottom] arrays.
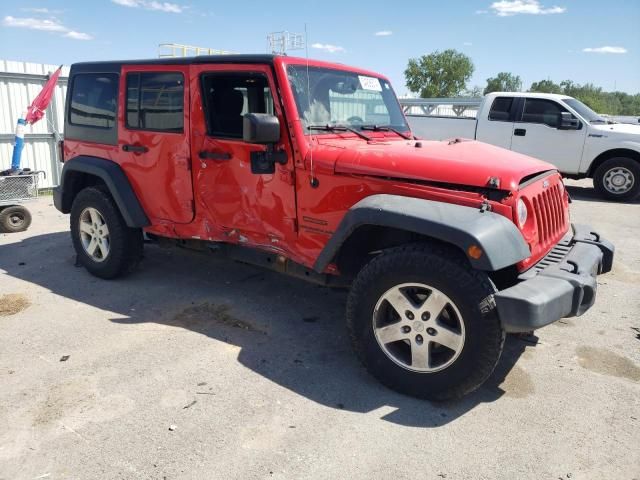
[[402, 92, 640, 201]]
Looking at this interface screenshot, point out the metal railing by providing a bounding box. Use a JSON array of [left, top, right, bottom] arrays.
[[400, 98, 482, 118]]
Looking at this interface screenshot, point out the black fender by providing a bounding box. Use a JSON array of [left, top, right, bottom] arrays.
[[53, 156, 150, 228], [313, 194, 530, 272]]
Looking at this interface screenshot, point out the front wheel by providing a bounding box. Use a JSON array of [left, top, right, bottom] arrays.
[[70, 186, 143, 279], [346, 243, 504, 401], [593, 157, 640, 202]]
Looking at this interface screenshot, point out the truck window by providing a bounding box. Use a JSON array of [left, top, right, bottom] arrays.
[[488, 97, 514, 122], [521, 98, 568, 128], [126, 72, 184, 132], [69, 73, 118, 129], [200, 73, 274, 139]]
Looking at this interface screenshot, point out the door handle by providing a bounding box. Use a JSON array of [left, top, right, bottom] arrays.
[[514, 128, 526, 137], [122, 144, 148, 153], [199, 151, 232, 161]]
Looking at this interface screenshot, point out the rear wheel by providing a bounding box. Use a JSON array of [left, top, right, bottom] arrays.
[[70, 186, 143, 279], [346, 243, 504, 401], [594, 157, 640, 201], [0, 205, 32, 233]]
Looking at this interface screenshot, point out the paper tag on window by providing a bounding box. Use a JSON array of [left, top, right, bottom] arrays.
[[358, 75, 382, 92]]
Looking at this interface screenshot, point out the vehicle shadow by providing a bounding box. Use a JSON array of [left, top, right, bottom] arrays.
[[566, 185, 640, 205], [0, 231, 534, 428]]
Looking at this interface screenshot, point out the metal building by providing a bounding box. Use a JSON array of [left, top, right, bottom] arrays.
[[0, 60, 69, 188]]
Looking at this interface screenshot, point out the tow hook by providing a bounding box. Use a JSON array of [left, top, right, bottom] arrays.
[[480, 200, 492, 213]]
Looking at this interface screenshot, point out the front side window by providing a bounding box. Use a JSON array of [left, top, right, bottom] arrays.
[[69, 73, 118, 128], [286, 65, 408, 133], [126, 72, 184, 132], [200, 73, 274, 139], [521, 99, 569, 128]]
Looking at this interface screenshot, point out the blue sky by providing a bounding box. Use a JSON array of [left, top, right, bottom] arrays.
[[1, 0, 638, 94]]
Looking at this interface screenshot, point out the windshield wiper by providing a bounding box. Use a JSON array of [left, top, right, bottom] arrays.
[[307, 124, 371, 141], [361, 124, 413, 140]]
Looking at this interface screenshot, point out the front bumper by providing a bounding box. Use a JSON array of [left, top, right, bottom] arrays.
[[495, 224, 614, 333]]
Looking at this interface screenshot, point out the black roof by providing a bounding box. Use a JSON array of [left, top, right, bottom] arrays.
[[70, 54, 278, 73]]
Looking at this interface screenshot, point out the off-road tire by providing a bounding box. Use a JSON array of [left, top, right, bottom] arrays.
[[593, 157, 640, 202], [0, 205, 32, 233], [70, 186, 143, 279], [346, 243, 505, 401]]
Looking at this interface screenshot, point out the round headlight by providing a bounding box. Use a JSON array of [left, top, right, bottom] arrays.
[[517, 198, 528, 227]]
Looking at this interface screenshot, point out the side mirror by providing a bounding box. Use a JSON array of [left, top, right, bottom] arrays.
[[558, 112, 580, 130], [243, 113, 280, 144]]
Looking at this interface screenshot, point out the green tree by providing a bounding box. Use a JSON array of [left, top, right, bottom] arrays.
[[462, 85, 484, 98], [529, 79, 563, 94], [405, 49, 474, 98], [483, 72, 522, 94]]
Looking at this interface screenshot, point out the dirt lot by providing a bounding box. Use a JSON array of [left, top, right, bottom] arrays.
[[1, 180, 639, 480]]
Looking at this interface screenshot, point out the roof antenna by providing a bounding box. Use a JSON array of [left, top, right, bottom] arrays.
[[305, 23, 319, 188]]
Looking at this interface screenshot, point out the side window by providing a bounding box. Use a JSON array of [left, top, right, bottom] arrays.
[[200, 73, 274, 139], [126, 72, 184, 132], [521, 99, 567, 128], [488, 97, 514, 122], [69, 73, 118, 128]]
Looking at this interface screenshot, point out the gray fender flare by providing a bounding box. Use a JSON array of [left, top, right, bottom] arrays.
[[55, 155, 150, 228], [313, 194, 530, 272]]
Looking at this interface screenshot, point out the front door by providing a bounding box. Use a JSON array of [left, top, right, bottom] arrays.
[[189, 64, 297, 248], [119, 65, 194, 223], [510, 97, 587, 174]]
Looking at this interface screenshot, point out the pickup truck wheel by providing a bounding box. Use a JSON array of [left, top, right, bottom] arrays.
[[0, 205, 32, 233], [346, 243, 504, 401], [70, 187, 143, 279], [594, 157, 640, 201]]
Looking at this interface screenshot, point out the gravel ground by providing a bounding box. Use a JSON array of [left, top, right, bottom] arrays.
[[0, 179, 639, 480]]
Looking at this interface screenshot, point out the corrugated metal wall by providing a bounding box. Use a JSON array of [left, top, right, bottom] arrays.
[[0, 60, 69, 188]]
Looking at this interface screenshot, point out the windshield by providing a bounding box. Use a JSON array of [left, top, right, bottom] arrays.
[[564, 98, 607, 123], [287, 65, 409, 134]]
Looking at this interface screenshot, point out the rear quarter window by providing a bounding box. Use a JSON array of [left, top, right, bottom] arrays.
[[65, 71, 119, 145], [69, 73, 118, 128]]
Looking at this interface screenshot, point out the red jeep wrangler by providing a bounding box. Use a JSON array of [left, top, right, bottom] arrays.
[[54, 55, 614, 400]]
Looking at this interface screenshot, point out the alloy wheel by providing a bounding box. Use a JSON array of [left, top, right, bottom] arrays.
[[372, 283, 465, 373]]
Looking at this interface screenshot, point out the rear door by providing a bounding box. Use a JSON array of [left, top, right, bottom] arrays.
[[510, 98, 587, 173], [475, 96, 517, 149], [189, 64, 297, 246], [119, 65, 194, 223]]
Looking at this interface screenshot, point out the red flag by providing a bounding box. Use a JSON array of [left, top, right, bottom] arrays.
[[25, 66, 62, 125]]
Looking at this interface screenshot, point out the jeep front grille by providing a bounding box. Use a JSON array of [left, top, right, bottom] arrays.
[[532, 184, 567, 248]]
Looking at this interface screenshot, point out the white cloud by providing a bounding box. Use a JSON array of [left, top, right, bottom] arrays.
[[463, 41, 473, 46], [21, 7, 50, 13], [475, 9, 489, 14], [2, 15, 92, 40], [374, 30, 392, 36], [64, 30, 93, 40], [2, 15, 66, 31], [490, 0, 565, 16], [583, 46, 627, 54], [311, 43, 345, 53], [111, 0, 184, 13]]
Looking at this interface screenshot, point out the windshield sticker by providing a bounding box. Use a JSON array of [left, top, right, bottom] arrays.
[[358, 75, 382, 92]]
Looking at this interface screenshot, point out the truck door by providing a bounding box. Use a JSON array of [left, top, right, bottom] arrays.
[[475, 96, 516, 149], [119, 65, 194, 223], [510, 98, 587, 174], [189, 64, 297, 247]]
